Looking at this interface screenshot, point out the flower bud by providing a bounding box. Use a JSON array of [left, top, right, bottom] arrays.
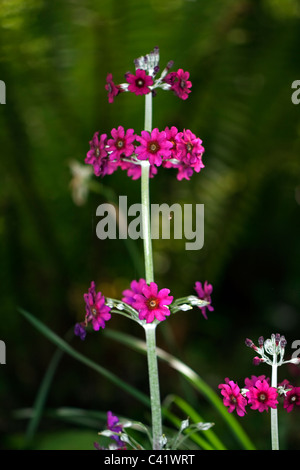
[[258, 336, 264, 347], [280, 336, 287, 349], [245, 338, 258, 351]]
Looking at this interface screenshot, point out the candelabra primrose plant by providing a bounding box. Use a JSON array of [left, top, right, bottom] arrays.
[[73, 47, 215, 451], [19, 47, 300, 451]]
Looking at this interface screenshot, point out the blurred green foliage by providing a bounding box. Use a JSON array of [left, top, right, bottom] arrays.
[[0, 0, 300, 450]]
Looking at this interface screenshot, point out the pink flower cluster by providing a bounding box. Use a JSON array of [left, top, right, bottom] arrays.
[[74, 281, 111, 340], [105, 46, 192, 102], [162, 68, 192, 100], [74, 279, 174, 340], [85, 125, 205, 181], [74, 278, 213, 338], [219, 375, 300, 416], [194, 280, 214, 319]]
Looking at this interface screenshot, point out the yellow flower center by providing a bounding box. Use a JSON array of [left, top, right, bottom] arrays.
[[259, 393, 266, 402], [147, 298, 159, 310], [116, 139, 124, 148], [148, 142, 159, 153]]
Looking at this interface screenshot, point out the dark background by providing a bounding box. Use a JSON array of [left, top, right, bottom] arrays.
[[0, 0, 300, 450]]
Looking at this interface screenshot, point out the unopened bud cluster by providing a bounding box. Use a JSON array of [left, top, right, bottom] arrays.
[[105, 46, 192, 102], [245, 333, 299, 367]]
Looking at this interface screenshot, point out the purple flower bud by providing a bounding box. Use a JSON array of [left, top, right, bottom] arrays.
[[258, 336, 264, 347], [280, 336, 287, 349], [74, 323, 86, 341], [253, 356, 263, 366], [245, 338, 259, 351], [166, 60, 174, 70], [153, 65, 160, 76]]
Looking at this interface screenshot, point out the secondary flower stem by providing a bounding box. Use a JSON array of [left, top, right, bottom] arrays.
[[271, 353, 279, 450], [144, 92, 153, 133], [142, 91, 162, 449], [144, 323, 163, 450]]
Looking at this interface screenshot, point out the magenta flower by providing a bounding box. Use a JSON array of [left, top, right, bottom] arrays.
[[176, 164, 195, 181], [107, 411, 125, 447], [126, 68, 153, 95], [218, 379, 247, 417], [105, 73, 122, 103], [84, 281, 111, 331], [176, 129, 205, 171], [194, 281, 214, 319], [94, 411, 127, 450], [164, 126, 181, 160], [164, 69, 192, 100], [252, 356, 265, 366], [85, 131, 107, 165], [107, 411, 122, 433], [278, 379, 293, 391], [283, 387, 300, 413], [135, 128, 173, 166], [85, 131, 118, 177], [107, 126, 136, 161], [246, 379, 278, 412], [122, 278, 147, 306], [162, 128, 205, 180], [133, 282, 173, 323], [244, 375, 270, 388]]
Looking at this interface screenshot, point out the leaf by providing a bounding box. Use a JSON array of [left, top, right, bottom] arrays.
[[18, 308, 150, 408], [104, 328, 256, 450]]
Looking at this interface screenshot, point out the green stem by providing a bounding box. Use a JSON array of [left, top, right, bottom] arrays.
[[144, 323, 163, 450], [271, 353, 279, 450], [141, 91, 162, 449], [144, 92, 153, 133], [141, 91, 154, 285], [141, 160, 154, 284]]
